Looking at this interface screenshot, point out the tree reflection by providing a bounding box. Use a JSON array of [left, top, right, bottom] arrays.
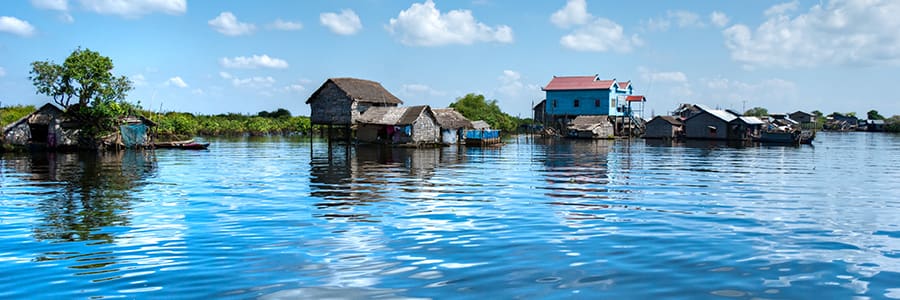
[[3, 151, 157, 243]]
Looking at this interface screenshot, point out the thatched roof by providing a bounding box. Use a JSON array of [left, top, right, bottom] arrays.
[[432, 108, 472, 129], [306, 77, 403, 105], [470, 120, 491, 129], [358, 105, 432, 126], [2, 103, 63, 133]]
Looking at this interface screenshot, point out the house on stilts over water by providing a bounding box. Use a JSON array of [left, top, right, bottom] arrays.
[[306, 77, 404, 141], [533, 74, 646, 138]]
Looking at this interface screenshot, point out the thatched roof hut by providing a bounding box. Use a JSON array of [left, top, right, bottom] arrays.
[[356, 105, 440, 144], [306, 77, 403, 125], [432, 108, 472, 129]]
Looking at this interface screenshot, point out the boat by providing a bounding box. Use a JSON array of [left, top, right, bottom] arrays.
[[154, 140, 210, 150], [759, 130, 815, 145]]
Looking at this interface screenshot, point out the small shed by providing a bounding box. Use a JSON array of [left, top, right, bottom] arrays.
[[118, 116, 157, 148], [305, 77, 403, 126], [432, 108, 472, 144], [2, 103, 79, 149], [789, 111, 814, 124], [730, 116, 764, 141], [567, 115, 613, 139], [643, 115, 683, 139], [356, 105, 440, 144], [867, 119, 886, 132], [683, 105, 737, 140]]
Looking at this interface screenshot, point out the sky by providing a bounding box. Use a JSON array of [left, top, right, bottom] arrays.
[[1, 0, 899, 118]]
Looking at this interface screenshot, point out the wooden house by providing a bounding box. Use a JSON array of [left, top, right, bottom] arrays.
[[305, 78, 403, 126], [730, 116, 765, 141], [683, 105, 736, 140], [355, 105, 440, 145], [643, 116, 683, 139], [540, 75, 632, 127], [432, 108, 472, 144], [2, 103, 79, 149], [789, 111, 814, 124]]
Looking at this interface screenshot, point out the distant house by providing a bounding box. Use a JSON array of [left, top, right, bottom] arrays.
[[827, 113, 858, 131], [683, 105, 737, 140], [867, 119, 886, 132], [355, 105, 440, 144], [470, 120, 491, 130], [540, 75, 632, 127], [731, 116, 765, 141], [306, 77, 403, 126], [643, 116, 683, 139], [2, 103, 79, 149], [789, 111, 814, 124], [567, 115, 614, 139], [432, 108, 472, 144], [673, 103, 703, 119]]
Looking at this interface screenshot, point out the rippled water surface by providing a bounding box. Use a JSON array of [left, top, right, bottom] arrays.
[[1, 132, 899, 299]]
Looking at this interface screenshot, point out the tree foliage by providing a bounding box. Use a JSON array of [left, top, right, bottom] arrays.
[[743, 107, 769, 117], [449, 93, 517, 132], [29, 48, 135, 143], [30, 47, 132, 109], [867, 110, 885, 120], [151, 109, 311, 139]]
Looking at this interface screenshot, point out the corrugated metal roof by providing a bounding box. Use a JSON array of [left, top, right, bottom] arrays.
[[543, 75, 615, 91], [737, 116, 765, 125], [693, 104, 737, 122], [625, 95, 646, 102]]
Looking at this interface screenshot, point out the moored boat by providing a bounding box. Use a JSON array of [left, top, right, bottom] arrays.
[[154, 140, 210, 150]]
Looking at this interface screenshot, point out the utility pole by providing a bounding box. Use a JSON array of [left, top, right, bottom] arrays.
[[742, 100, 747, 113]]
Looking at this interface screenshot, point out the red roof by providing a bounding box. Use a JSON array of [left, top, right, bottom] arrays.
[[617, 81, 631, 89], [543, 75, 615, 91], [625, 95, 646, 102]]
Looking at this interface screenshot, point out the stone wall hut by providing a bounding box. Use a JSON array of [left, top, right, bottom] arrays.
[[643, 115, 683, 139], [306, 78, 404, 138], [432, 108, 472, 144], [2, 103, 79, 149], [356, 105, 440, 145]]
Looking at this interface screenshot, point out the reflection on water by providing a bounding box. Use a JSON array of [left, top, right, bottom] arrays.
[[0, 133, 898, 299]]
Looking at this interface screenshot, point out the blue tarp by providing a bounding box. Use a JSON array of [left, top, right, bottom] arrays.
[[465, 129, 500, 139], [120, 124, 148, 147]]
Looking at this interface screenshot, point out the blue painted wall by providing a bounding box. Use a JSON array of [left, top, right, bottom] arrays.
[[544, 88, 629, 117]]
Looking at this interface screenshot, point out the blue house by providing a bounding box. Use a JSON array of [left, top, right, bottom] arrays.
[[537, 75, 634, 128]]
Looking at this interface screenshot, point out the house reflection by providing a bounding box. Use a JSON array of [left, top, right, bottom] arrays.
[[1, 151, 157, 243], [308, 144, 465, 222]]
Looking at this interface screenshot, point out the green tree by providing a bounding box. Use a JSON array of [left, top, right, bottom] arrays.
[[449, 93, 516, 132], [30, 47, 132, 109], [867, 110, 885, 120], [744, 107, 769, 117], [29, 48, 135, 143], [845, 112, 857, 118]]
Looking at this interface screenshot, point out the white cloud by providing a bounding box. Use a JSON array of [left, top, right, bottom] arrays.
[[166, 76, 188, 88], [191, 88, 204, 95], [723, 0, 900, 68], [59, 13, 74, 23], [401, 83, 445, 97], [31, 0, 68, 11], [386, 0, 513, 46], [0, 66, 6, 77], [550, 0, 591, 28], [640, 69, 688, 83], [268, 18, 303, 31], [78, 0, 186, 18], [320, 9, 362, 35], [560, 18, 641, 52], [220, 55, 288, 69], [209, 12, 255, 36], [645, 10, 704, 31], [0, 16, 37, 37], [765, 1, 799, 17], [283, 84, 305, 93], [131, 74, 147, 86], [710, 11, 729, 28], [493, 70, 542, 116], [219, 72, 275, 88]]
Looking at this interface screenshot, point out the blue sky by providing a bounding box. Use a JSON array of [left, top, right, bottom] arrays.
[[1, 0, 898, 118]]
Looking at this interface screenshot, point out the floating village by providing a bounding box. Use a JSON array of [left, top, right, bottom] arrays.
[[1, 74, 893, 151]]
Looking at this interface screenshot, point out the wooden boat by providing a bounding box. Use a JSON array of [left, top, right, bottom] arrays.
[[154, 140, 210, 150], [759, 130, 815, 145]]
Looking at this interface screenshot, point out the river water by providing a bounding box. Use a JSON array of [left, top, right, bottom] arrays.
[[1, 132, 898, 299]]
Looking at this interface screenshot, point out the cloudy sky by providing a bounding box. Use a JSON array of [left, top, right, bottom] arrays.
[[1, 0, 898, 118]]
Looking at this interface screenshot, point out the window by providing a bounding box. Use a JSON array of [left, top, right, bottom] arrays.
[[595, 99, 601, 107], [610, 97, 616, 109], [573, 99, 580, 107], [552, 99, 557, 108]]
